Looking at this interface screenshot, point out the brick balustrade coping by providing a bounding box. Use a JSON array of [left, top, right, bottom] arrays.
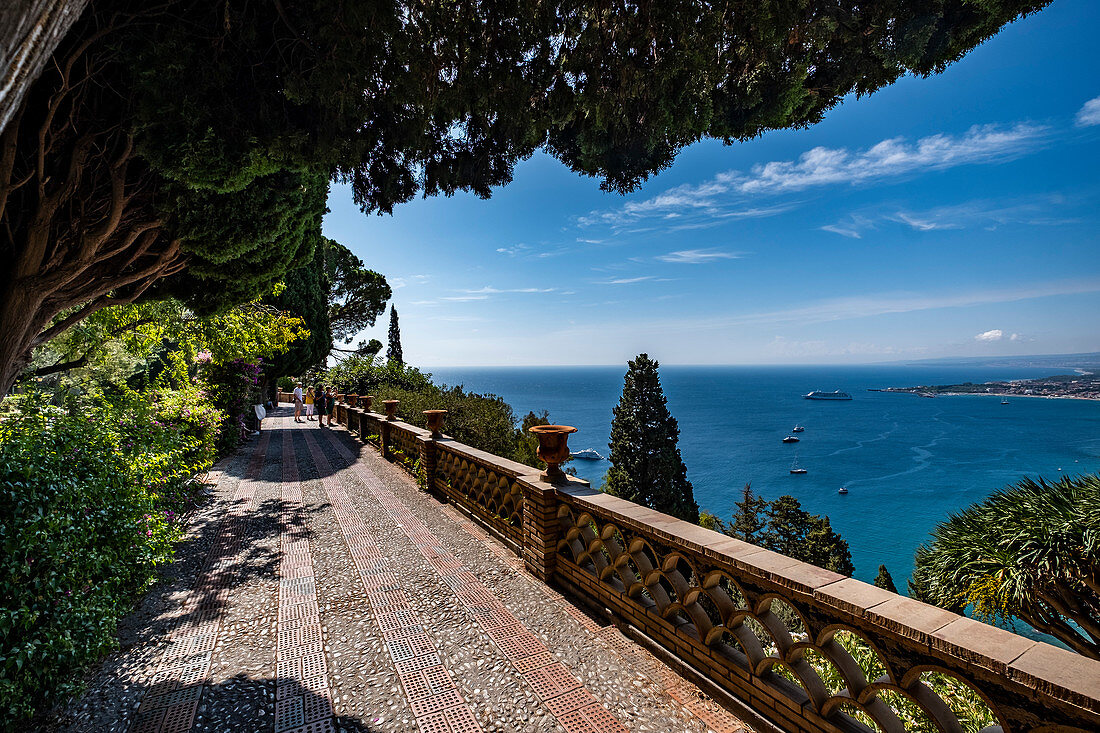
[[310, 397, 1100, 733]]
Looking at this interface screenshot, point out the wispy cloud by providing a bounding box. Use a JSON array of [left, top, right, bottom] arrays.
[[656, 249, 743, 264], [440, 295, 490, 302], [582, 122, 1048, 233], [595, 275, 657, 285], [459, 286, 556, 294], [1076, 95, 1100, 127], [692, 278, 1100, 329], [820, 196, 1081, 238], [739, 123, 1046, 194], [820, 215, 874, 239], [496, 243, 531, 256]]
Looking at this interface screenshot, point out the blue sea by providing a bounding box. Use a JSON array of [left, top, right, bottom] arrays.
[[429, 365, 1100, 594]]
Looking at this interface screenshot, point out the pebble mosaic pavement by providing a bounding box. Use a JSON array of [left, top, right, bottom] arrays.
[[45, 407, 751, 733]]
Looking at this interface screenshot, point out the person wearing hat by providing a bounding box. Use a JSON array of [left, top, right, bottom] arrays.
[[292, 382, 304, 422]]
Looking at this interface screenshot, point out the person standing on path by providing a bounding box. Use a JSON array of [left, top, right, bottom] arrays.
[[325, 387, 336, 426], [304, 386, 316, 421], [292, 382, 304, 422], [315, 386, 328, 427]]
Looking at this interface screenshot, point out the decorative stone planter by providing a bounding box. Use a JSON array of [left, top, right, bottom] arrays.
[[363, 395, 374, 411], [383, 399, 399, 421], [528, 424, 578, 483], [347, 394, 359, 408], [422, 410, 447, 438]]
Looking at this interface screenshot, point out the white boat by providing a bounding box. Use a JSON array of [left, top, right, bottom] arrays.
[[570, 449, 604, 460], [782, 435, 800, 443], [1001, 398, 1010, 404], [805, 390, 852, 400], [790, 459, 807, 475], [838, 486, 848, 495], [791, 425, 805, 433]]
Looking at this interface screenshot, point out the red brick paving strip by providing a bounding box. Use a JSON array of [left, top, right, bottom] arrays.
[[128, 433, 271, 733], [301, 430, 484, 733], [315, 428, 630, 733], [276, 426, 336, 733]]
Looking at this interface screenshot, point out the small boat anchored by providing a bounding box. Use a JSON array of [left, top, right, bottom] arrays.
[[1001, 398, 1010, 404], [838, 486, 848, 495], [570, 448, 605, 460], [782, 435, 800, 443], [791, 425, 805, 433], [790, 459, 807, 475]]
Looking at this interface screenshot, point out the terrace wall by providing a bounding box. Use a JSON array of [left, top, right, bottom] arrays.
[[291, 393, 1100, 733]]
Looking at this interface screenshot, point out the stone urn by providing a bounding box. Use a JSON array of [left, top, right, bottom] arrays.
[[422, 410, 447, 438], [383, 399, 399, 421], [528, 424, 578, 483], [347, 394, 359, 408], [363, 395, 374, 411]]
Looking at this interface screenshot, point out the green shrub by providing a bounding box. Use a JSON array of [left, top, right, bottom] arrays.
[[0, 391, 219, 727]]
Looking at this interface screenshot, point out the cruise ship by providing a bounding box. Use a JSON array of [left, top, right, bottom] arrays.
[[804, 390, 852, 400]]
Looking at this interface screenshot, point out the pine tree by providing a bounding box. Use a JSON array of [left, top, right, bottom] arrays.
[[730, 483, 767, 545], [386, 306, 403, 365], [874, 565, 898, 593], [605, 354, 699, 523], [759, 495, 855, 576]]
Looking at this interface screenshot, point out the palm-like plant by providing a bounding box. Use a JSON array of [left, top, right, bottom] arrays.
[[913, 473, 1100, 658]]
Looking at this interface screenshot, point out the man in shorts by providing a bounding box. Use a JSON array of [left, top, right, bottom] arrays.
[[292, 382, 304, 422]]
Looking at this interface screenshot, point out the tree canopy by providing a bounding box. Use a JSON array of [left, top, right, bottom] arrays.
[[326, 239, 391, 348], [716, 486, 854, 576], [0, 0, 1052, 394], [605, 354, 699, 523], [912, 472, 1100, 659]]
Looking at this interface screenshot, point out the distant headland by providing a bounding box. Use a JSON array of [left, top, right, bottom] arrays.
[[872, 352, 1100, 400]]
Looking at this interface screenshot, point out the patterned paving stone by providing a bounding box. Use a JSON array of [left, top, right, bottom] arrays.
[[47, 406, 749, 733]]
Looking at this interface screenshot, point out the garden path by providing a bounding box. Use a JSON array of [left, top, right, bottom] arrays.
[[47, 407, 749, 733]]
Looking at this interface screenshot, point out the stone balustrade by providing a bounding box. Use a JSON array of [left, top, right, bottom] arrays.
[[319, 395, 1100, 733]]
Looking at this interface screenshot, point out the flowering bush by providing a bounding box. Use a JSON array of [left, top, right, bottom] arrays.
[[203, 358, 264, 457], [0, 391, 220, 727]]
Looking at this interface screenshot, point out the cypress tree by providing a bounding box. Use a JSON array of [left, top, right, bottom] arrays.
[[730, 483, 767, 545], [874, 565, 898, 593], [605, 354, 699, 523], [386, 306, 403, 365]]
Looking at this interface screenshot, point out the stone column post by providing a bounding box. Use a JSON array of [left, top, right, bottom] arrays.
[[380, 420, 392, 460], [416, 434, 438, 493], [517, 473, 588, 581]]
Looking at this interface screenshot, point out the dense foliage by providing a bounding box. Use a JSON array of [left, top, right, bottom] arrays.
[[712, 485, 854, 576], [323, 356, 551, 468], [0, 0, 1050, 393], [912, 473, 1100, 659], [604, 354, 699, 523], [0, 390, 220, 726]]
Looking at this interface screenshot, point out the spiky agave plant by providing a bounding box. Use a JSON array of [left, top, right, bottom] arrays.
[[913, 473, 1100, 659]]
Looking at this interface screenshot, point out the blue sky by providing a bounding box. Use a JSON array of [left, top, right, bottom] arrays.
[[323, 1, 1100, 367]]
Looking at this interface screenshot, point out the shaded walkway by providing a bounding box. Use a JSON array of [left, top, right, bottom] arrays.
[[45, 408, 749, 733]]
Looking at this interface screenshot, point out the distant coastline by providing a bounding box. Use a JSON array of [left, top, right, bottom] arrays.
[[874, 373, 1100, 401]]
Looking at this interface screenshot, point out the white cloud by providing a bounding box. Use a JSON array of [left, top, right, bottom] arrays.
[[1075, 95, 1100, 127], [1010, 333, 1021, 341], [583, 123, 1047, 233], [975, 329, 1004, 342], [389, 277, 407, 289], [440, 294, 490, 302], [656, 249, 743, 264]]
